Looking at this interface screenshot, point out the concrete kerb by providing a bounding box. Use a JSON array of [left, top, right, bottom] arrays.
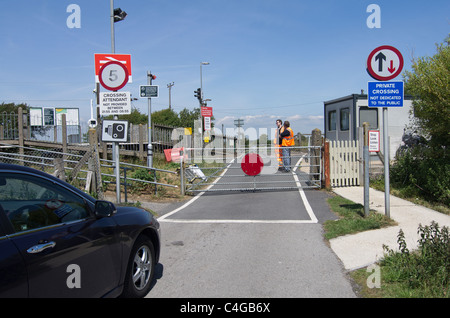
[[329, 186, 450, 271]]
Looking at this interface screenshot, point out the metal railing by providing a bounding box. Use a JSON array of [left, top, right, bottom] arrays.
[[181, 146, 322, 193], [0, 143, 178, 202]]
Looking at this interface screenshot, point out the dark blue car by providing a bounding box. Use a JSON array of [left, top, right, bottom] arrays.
[[0, 163, 160, 298]]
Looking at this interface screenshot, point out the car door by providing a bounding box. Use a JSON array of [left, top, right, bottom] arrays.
[[0, 208, 28, 298], [0, 172, 122, 297]]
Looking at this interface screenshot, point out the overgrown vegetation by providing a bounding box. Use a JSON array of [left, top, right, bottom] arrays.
[[370, 165, 450, 215], [392, 36, 450, 208], [391, 147, 450, 208], [325, 195, 450, 298], [352, 222, 450, 298], [101, 155, 185, 201]]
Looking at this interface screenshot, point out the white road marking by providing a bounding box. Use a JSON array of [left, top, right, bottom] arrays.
[[293, 155, 318, 223]]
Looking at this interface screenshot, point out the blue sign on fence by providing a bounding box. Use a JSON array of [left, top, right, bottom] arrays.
[[368, 81, 404, 107]]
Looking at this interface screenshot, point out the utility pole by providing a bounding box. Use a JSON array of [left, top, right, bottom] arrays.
[[167, 82, 174, 110], [147, 71, 154, 167]]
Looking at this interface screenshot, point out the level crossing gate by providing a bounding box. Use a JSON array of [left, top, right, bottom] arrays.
[[182, 146, 322, 194]]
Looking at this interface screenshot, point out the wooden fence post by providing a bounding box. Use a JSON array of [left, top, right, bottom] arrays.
[[323, 140, 330, 189], [62, 114, 67, 161], [88, 128, 104, 199], [18, 107, 24, 165], [310, 128, 322, 183]]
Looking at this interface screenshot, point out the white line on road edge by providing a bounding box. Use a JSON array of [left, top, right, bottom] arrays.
[[158, 159, 237, 222], [158, 218, 317, 224], [292, 155, 318, 223]]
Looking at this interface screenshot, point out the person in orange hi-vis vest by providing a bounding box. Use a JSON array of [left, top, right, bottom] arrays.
[[274, 119, 283, 170], [280, 120, 294, 172]]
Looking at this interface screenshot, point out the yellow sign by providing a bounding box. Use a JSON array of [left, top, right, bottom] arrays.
[[184, 127, 192, 135]]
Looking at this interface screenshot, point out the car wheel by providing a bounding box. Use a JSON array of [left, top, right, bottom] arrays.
[[122, 235, 155, 298]]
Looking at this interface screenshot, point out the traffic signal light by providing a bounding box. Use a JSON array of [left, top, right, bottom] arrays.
[[113, 8, 127, 22], [194, 88, 202, 101]]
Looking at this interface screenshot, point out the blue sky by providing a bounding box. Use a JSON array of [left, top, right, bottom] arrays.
[[0, 0, 448, 135]]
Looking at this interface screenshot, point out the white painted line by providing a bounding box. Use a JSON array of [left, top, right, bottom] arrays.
[[157, 159, 236, 222], [159, 219, 317, 224], [292, 155, 318, 223]]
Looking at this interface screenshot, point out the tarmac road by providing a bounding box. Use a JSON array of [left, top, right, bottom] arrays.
[[146, 158, 357, 298]]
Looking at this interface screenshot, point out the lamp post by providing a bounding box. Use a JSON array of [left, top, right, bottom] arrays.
[[200, 62, 209, 101], [109, 0, 127, 203], [110, 0, 127, 53], [199, 62, 209, 154]]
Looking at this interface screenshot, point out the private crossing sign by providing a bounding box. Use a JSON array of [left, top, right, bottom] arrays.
[[368, 81, 404, 107]]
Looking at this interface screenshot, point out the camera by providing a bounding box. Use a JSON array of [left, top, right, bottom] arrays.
[[105, 123, 125, 139]]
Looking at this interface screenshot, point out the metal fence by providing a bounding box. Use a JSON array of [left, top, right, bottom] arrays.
[[0, 143, 178, 202], [0, 111, 19, 140], [183, 146, 322, 193]]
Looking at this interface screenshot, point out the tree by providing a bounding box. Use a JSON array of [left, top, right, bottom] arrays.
[[179, 107, 200, 129], [120, 107, 148, 125], [0, 103, 30, 139], [392, 36, 450, 205], [0, 102, 29, 114], [151, 108, 180, 127], [403, 36, 450, 148]]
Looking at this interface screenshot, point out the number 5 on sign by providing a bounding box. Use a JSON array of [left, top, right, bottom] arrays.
[[99, 61, 128, 91]]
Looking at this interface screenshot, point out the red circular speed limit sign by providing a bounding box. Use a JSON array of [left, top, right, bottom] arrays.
[[99, 61, 129, 91], [241, 153, 264, 176], [367, 45, 403, 81]]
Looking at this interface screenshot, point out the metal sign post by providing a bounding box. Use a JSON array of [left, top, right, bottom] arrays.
[[139, 72, 157, 168], [383, 108, 390, 218], [363, 122, 370, 217], [97, 57, 132, 204], [101, 120, 128, 203], [366, 45, 404, 217]]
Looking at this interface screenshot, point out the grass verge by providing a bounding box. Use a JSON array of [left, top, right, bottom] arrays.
[[323, 195, 396, 240], [349, 222, 450, 298], [325, 194, 450, 298]]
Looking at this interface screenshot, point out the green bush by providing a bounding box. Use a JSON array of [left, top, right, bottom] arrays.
[[132, 168, 156, 182], [129, 168, 156, 193], [391, 145, 449, 206], [382, 222, 450, 297]]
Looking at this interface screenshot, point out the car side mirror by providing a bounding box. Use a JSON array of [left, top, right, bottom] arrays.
[[95, 200, 116, 217]]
